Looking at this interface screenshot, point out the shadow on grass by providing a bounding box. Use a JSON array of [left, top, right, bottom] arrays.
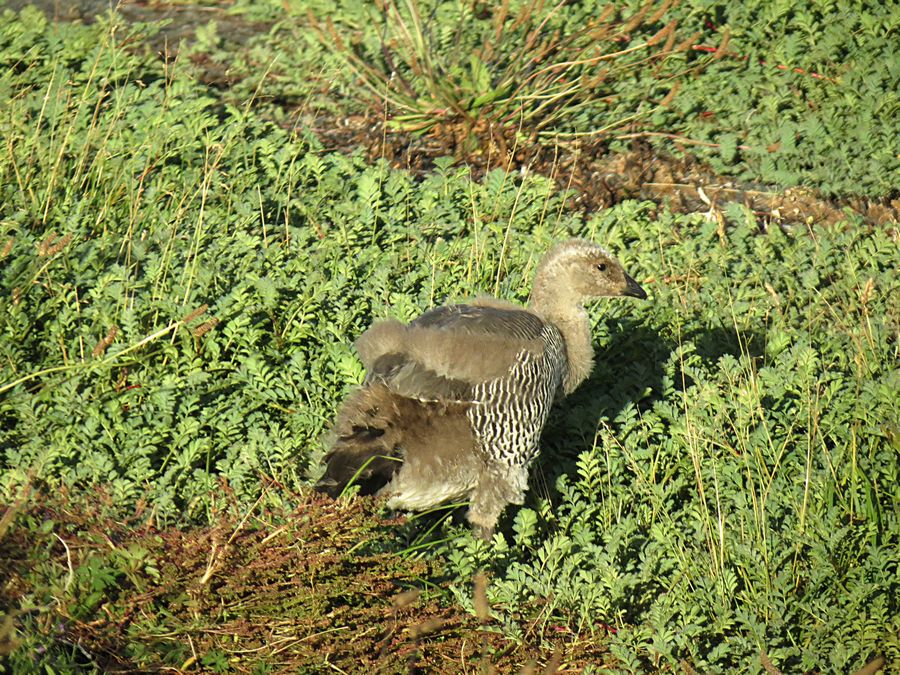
[[525, 317, 765, 533]]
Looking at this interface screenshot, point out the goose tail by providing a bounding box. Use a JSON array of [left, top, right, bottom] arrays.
[[315, 383, 406, 498]]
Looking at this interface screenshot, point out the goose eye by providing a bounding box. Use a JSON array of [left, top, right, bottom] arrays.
[[596, 263, 607, 272]]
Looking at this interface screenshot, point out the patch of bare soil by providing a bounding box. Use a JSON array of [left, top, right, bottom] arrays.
[[309, 114, 899, 227], [1, 488, 617, 672]]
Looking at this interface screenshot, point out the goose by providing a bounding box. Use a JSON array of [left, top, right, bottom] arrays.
[[316, 239, 647, 538]]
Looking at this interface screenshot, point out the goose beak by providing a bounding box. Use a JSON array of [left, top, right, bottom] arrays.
[[623, 273, 648, 299]]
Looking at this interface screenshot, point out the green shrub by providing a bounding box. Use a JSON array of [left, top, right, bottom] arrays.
[[648, 0, 900, 195]]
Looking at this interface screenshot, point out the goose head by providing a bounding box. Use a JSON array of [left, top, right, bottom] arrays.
[[529, 239, 647, 315]]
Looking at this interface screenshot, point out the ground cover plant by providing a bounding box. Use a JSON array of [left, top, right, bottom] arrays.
[[1, 3, 898, 673]]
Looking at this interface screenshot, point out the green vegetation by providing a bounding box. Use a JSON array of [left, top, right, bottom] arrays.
[[209, 0, 898, 195], [664, 0, 899, 196], [1, 3, 897, 673], [309, 0, 697, 143]]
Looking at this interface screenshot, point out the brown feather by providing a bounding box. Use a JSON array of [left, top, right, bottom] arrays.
[[317, 383, 476, 498]]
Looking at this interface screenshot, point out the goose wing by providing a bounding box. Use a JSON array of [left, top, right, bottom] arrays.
[[357, 304, 550, 402], [411, 304, 546, 340]]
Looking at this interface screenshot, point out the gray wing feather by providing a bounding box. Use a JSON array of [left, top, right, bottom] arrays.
[[366, 352, 474, 401], [411, 304, 546, 340], [364, 304, 550, 402]]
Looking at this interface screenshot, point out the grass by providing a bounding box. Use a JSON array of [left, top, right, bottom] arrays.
[[1, 3, 898, 673], [308, 0, 699, 144]]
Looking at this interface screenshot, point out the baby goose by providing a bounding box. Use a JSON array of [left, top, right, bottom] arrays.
[[316, 239, 647, 538]]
